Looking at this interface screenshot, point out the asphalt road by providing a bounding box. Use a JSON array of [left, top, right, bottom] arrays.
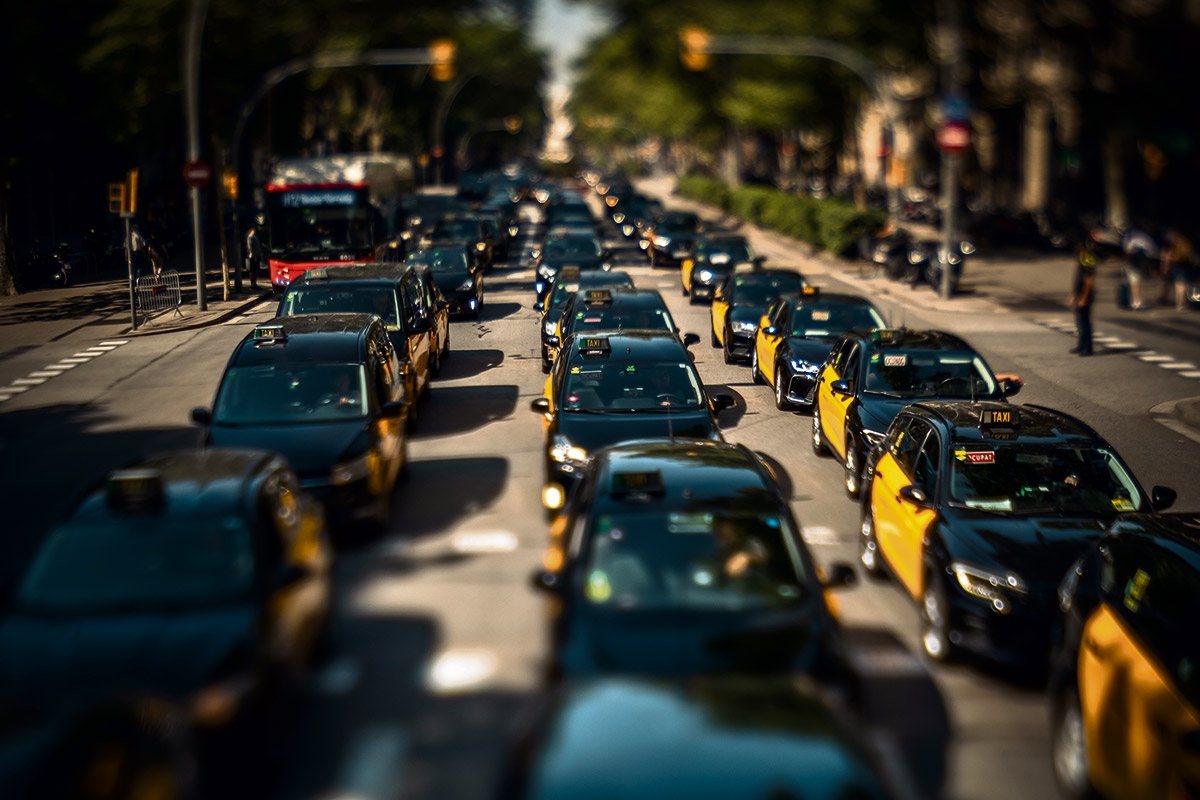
[[2, 195, 1200, 800]]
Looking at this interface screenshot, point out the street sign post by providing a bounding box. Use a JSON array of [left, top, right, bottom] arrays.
[[183, 160, 212, 188], [936, 121, 971, 153]]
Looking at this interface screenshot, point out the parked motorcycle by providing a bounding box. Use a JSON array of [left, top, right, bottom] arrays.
[[856, 226, 913, 280], [904, 239, 976, 294]]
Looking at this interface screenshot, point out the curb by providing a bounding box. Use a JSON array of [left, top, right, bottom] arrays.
[[117, 290, 273, 337]]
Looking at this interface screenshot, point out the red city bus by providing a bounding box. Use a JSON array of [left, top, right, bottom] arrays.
[[264, 154, 414, 288]]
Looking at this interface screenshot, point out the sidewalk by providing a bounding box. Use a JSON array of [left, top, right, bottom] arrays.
[[119, 276, 272, 337], [635, 173, 1200, 435]]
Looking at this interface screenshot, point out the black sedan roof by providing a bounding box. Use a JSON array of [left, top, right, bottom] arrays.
[[233, 314, 376, 365], [848, 327, 975, 353], [287, 263, 409, 286], [902, 401, 1101, 445], [563, 331, 689, 364]]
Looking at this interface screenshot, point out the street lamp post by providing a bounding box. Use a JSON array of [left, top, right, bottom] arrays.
[[183, 0, 209, 310], [431, 74, 476, 187]]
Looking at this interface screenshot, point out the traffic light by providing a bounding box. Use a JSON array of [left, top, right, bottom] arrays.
[[107, 169, 138, 214], [108, 183, 126, 214], [679, 27, 711, 71], [428, 38, 457, 82], [222, 168, 239, 200]]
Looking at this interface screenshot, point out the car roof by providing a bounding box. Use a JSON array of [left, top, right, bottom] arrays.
[[731, 268, 805, 284], [846, 327, 975, 352], [590, 439, 779, 512], [564, 331, 690, 362], [901, 401, 1100, 445], [287, 263, 412, 287], [777, 290, 876, 307], [234, 314, 376, 364]]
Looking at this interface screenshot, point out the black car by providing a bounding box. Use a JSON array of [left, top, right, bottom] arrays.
[[529, 438, 855, 679], [710, 268, 808, 364], [681, 233, 761, 302], [192, 315, 408, 531], [644, 210, 704, 268], [537, 269, 635, 372], [751, 288, 887, 410], [546, 288, 682, 370], [533, 235, 610, 303], [530, 334, 731, 490], [399, 191, 467, 243], [813, 327, 1022, 499], [0, 450, 332, 798], [859, 402, 1176, 668], [424, 213, 496, 271], [1048, 513, 1200, 800], [496, 676, 899, 800], [407, 246, 483, 319]]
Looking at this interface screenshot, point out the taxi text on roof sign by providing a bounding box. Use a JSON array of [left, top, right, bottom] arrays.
[[106, 469, 167, 513], [981, 409, 1018, 426], [611, 470, 665, 495], [802, 286, 819, 297], [872, 328, 902, 345], [580, 337, 611, 355], [583, 290, 613, 307], [254, 323, 287, 342]]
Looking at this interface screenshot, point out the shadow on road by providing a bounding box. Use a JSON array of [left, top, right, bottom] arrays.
[[413, 385, 519, 439], [437, 349, 506, 382], [389, 456, 510, 541]]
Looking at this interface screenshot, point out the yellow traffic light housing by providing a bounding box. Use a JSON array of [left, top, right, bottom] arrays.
[[429, 38, 457, 82], [679, 27, 711, 71], [222, 168, 239, 200], [108, 183, 126, 214]]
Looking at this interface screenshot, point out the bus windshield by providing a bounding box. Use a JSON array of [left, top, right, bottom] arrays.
[[267, 188, 373, 258]]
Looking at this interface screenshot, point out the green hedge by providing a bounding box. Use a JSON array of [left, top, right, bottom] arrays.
[[675, 176, 885, 258]]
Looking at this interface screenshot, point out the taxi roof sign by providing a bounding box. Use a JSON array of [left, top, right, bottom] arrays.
[[579, 336, 611, 356], [611, 470, 665, 497], [583, 289, 613, 307], [871, 328, 903, 346], [980, 408, 1019, 427], [801, 285, 819, 297], [106, 469, 166, 514], [253, 323, 287, 342]]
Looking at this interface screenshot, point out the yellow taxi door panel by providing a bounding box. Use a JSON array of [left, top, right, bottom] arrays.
[[757, 330, 778, 386], [712, 301, 728, 346], [816, 364, 841, 453], [894, 490, 936, 599], [824, 366, 851, 458], [681, 260, 693, 292], [871, 453, 912, 592], [1079, 604, 1200, 799]]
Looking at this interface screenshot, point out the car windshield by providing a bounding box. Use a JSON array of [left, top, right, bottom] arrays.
[[18, 518, 256, 612], [563, 360, 704, 411], [430, 219, 478, 240], [790, 303, 885, 339], [699, 241, 752, 263], [863, 352, 998, 398], [214, 363, 369, 423], [414, 252, 469, 273], [582, 511, 808, 610], [278, 286, 399, 330], [948, 445, 1145, 514], [549, 276, 634, 309], [733, 274, 805, 305], [568, 304, 673, 335]]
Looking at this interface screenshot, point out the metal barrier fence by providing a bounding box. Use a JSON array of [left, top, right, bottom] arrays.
[[134, 270, 183, 326]]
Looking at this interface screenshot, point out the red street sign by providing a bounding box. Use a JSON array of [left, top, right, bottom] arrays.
[[183, 160, 212, 188], [430, 145, 445, 158], [937, 121, 971, 154]]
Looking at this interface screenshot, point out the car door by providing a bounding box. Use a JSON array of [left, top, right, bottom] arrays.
[[368, 327, 405, 487], [400, 274, 432, 393], [711, 277, 732, 345], [756, 298, 788, 388], [419, 269, 449, 354], [822, 342, 860, 459], [1080, 543, 1200, 799], [872, 417, 935, 597], [893, 422, 942, 597]]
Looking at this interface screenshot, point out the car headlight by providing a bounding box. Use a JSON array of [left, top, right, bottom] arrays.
[[508, 225, 520, 237], [330, 450, 379, 486], [698, 269, 714, 282], [960, 240, 976, 255], [638, 238, 650, 250], [475, 241, 487, 252], [543, 318, 558, 336], [787, 356, 820, 374], [537, 263, 556, 279], [622, 224, 635, 237], [653, 235, 671, 248], [550, 434, 588, 466], [612, 212, 626, 224], [457, 278, 475, 291], [731, 319, 758, 335], [908, 250, 925, 264], [862, 428, 887, 446], [951, 562, 1027, 614]]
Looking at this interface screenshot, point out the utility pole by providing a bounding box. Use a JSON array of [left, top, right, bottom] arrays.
[[184, 0, 209, 310], [935, 0, 968, 299]]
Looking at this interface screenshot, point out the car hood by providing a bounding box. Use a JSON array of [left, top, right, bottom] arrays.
[[0, 606, 257, 708], [947, 514, 1110, 593], [208, 420, 366, 477], [558, 411, 716, 453], [857, 394, 913, 433], [729, 305, 767, 324], [431, 270, 472, 293], [784, 337, 836, 366]]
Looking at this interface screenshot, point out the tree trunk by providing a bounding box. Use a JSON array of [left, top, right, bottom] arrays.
[[1021, 98, 1053, 214], [720, 126, 741, 188], [1101, 126, 1129, 231], [0, 182, 17, 296]]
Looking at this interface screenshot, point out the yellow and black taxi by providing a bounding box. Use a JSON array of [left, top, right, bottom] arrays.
[[1049, 512, 1200, 800], [192, 315, 408, 531], [752, 287, 887, 411], [529, 438, 856, 680], [532, 235, 609, 305], [0, 450, 331, 798], [680, 232, 760, 303], [813, 327, 1022, 499], [545, 288, 683, 371], [530, 334, 730, 490], [425, 212, 495, 271], [537, 270, 635, 373], [710, 268, 808, 364], [495, 675, 901, 800], [407, 245, 483, 320], [275, 262, 436, 407], [858, 401, 1177, 668], [642, 210, 704, 267]]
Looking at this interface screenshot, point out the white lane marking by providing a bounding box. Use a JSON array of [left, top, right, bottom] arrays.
[[1140, 354, 1173, 362], [507, 271, 532, 280], [0, 386, 30, 394], [1182, 371, 1200, 379], [12, 377, 47, 386], [29, 371, 62, 378], [70, 353, 98, 359], [1160, 362, 1197, 371], [326, 725, 408, 800], [424, 649, 497, 695], [1152, 414, 1200, 446], [801, 526, 842, 546], [0, 394, 14, 402], [313, 656, 361, 695], [46, 363, 78, 371], [1093, 336, 1121, 343], [656, 281, 675, 288], [452, 531, 519, 553], [86, 345, 118, 352], [1105, 342, 1139, 350], [99, 340, 129, 346]]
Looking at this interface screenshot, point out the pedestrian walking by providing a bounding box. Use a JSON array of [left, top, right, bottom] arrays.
[[1161, 229, 1196, 311], [1120, 226, 1157, 310], [1068, 242, 1098, 356], [128, 223, 149, 283], [246, 222, 264, 290]]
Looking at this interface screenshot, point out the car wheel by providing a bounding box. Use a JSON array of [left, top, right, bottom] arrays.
[[710, 324, 720, 348], [774, 365, 792, 410], [751, 348, 765, 385], [844, 433, 861, 499], [921, 569, 955, 662], [1052, 685, 1097, 800], [429, 347, 441, 379], [859, 508, 883, 576], [441, 326, 451, 358], [811, 404, 831, 457]]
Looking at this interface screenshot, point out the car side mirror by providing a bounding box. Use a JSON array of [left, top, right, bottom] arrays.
[[1000, 378, 1022, 397], [753, 255, 766, 266], [762, 325, 778, 337], [682, 332, 701, 347], [1151, 486, 1177, 512], [831, 379, 853, 396], [534, 300, 545, 312], [190, 407, 212, 426], [546, 335, 560, 348], [821, 562, 857, 590], [381, 400, 405, 419], [273, 562, 311, 590], [710, 393, 735, 412], [530, 397, 551, 414], [530, 568, 562, 594], [899, 484, 931, 508]]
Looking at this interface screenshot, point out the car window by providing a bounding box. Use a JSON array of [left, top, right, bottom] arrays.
[[842, 344, 862, 383], [214, 363, 370, 423], [279, 286, 400, 331], [581, 511, 807, 610], [913, 427, 941, 490], [791, 303, 886, 339], [891, 418, 931, 474], [864, 352, 998, 398], [562, 360, 703, 411]]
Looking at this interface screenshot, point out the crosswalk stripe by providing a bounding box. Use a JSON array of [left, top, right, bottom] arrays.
[[1160, 362, 1197, 371], [29, 371, 62, 378], [12, 377, 47, 386]]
